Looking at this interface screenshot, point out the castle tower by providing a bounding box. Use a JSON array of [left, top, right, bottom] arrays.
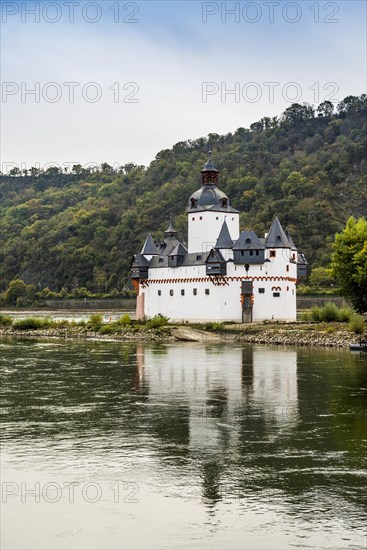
[[186, 153, 240, 253]]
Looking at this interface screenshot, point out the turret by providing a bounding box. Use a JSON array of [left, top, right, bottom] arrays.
[[187, 152, 239, 253]]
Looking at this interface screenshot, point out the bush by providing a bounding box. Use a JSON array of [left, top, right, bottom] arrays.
[[319, 302, 340, 322], [0, 313, 13, 327], [100, 324, 117, 334], [118, 313, 132, 326], [13, 317, 52, 330], [87, 313, 103, 331], [302, 303, 353, 323], [338, 307, 353, 322], [310, 306, 322, 322], [145, 315, 169, 329], [348, 314, 366, 335]]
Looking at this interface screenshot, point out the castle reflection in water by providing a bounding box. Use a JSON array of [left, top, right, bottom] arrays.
[[135, 344, 299, 450]]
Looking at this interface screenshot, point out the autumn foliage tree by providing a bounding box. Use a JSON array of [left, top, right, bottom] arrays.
[[331, 217, 367, 313]]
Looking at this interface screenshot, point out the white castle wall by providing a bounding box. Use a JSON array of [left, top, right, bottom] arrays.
[[188, 211, 239, 253], [140, 246, 297, 322]]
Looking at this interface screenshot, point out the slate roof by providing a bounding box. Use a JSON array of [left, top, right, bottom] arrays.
[[215, 220, 234, 249], [170, 242, 188, 256], [201, 159, 219, 172], [265, 217, 291, 248], [131, 254, 149, 267], [165, 219, 177, 236], [141, 234, 159, 255], [287, 232, 297, 251], [206, 248, 226, 263], [233, 230, 265, 250], [149, 251, 212, 269], [158, 235, 180, 256], [297, 253, 307, 265], [187, 185, 239, 214]]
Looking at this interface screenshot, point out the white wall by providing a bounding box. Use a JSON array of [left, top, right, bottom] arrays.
[[140, 248, 297, 322], [187, 211, 239, 253], [142, 265, 243, 322]]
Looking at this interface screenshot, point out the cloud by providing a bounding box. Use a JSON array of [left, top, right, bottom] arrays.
[[1, 0, 366, 170]]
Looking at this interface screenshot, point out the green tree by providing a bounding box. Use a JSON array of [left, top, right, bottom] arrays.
[[283, 103, 315, 124], [317, 101, 334, 118], [94, 270, 107, 292], [309, 266, 335, 288], [3, 279, 27, 304], [331, 217, 367, 313]]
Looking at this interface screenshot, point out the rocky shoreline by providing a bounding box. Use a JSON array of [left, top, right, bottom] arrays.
[[0, 322, 358, 348]]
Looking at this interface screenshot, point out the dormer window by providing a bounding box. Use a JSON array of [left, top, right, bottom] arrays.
[[191, 198, 197, 208], [246, 238, 251, 245], [276, 236, 281, 243], [221, 197, 228, 208]]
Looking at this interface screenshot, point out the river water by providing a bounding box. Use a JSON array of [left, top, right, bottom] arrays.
[[1, 338, 366, 549]]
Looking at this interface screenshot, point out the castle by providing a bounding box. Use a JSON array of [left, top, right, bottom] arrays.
[[131, 154, 307, 322]]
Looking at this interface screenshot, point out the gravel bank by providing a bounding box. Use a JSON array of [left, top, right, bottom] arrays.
[[0, 322, 358, 348]]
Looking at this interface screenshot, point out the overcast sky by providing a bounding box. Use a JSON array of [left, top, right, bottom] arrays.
[[1, 0, 366, 172]]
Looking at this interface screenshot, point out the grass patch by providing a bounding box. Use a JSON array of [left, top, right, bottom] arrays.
[[0, 313, 13, 327], [301, 303, 354, 323], [13, 317, 53, 330], [348, 314, 366, 336], [200, 322, 225, 331], [145, 315, 169, 329], [100, 324, 118, 335]]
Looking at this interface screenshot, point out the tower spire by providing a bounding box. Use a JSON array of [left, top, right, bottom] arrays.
[[201, 150, 219, 185], [164, 215, 177, 237]]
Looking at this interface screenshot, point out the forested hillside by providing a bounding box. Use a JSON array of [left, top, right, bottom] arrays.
[[0, 95, 366, 293]]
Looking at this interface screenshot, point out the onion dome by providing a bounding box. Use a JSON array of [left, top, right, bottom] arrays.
[[187, 152, 239, 214]]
